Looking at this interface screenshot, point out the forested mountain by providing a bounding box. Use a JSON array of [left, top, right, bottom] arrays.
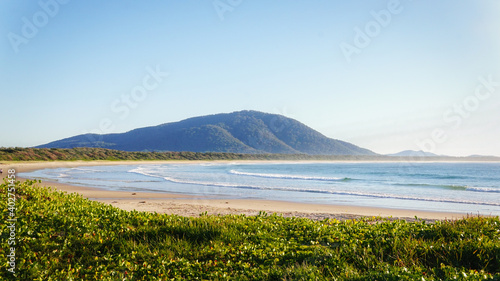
[[37, 110, 376, 155]]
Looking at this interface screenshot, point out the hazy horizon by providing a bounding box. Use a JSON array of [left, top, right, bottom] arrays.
[[2, 1, 499, 157]]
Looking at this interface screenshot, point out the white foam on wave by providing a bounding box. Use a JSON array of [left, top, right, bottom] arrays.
[[229, 169, 348, 181], [466, 186, 500, 193], [70, 167, 107, 173], [126, 165, 500, 207], [164, 176, 500, 207], [162, 176, 266, 189], [130, 166, 269, 190], [129, 166, 499, 207], [128, 166, 164, 179]]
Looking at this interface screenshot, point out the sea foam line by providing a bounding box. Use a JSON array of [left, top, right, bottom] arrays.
[[394, 183, 500, 193], [229, 170, 350, 181], [69, 167, 107, 173], [129, 167, 267, 190], [394, 183, 468, 190], [129, 167, 500, 207], [161, 176, 500, 207], [467, 187, 500, 193]]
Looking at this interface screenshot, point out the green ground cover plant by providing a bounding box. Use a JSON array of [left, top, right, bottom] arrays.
[[1, 179, 499, 280]]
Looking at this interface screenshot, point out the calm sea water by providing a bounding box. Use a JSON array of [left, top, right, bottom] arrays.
[[20, 162, 500, 215]]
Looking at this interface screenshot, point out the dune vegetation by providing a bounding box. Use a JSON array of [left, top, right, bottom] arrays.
[[2, 147, 499, 163], [0, 147, 381, 162], [1, 179, 499, 280]]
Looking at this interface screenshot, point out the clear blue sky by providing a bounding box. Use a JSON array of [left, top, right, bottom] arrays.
[[1, 0, 499, 156]]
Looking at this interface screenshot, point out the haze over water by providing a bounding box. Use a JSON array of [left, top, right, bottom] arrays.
[[21, 162, 500, 216]]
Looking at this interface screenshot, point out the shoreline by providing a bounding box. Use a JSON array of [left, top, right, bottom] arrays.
[[0, 161, 476, 221]]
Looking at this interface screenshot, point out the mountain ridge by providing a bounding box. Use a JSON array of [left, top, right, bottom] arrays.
[[386, 150, 440, 157], [36, 110, 376, 155]]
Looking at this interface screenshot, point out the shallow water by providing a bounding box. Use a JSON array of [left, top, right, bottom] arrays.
[[20, 162, 500, 215]]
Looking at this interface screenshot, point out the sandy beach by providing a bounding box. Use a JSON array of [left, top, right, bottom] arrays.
[[0, 161, 468, 222]]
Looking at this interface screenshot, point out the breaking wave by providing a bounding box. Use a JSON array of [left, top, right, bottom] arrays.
[[229, 170, 351, 181]]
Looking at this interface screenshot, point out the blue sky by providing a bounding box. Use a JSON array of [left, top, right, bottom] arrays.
[[1, 0, 499, 156]]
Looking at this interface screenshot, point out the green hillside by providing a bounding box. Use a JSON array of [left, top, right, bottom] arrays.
[[36, 111, 376, 155]]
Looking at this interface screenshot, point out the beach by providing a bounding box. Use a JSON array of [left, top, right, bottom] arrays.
[[0, 161, 468, 221]]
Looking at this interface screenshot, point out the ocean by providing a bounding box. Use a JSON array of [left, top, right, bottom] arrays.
[[20, 162, 500, 215]]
